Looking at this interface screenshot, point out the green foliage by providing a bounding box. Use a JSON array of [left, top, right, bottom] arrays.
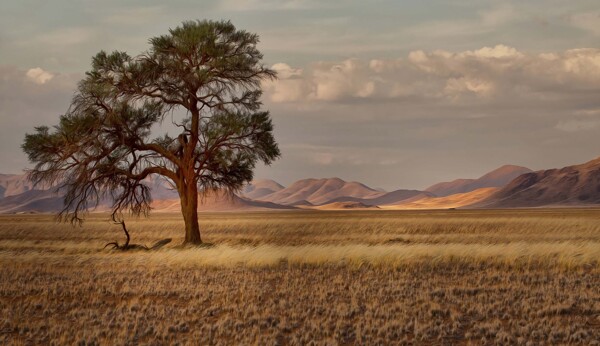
[[22, 20, 280, 225]]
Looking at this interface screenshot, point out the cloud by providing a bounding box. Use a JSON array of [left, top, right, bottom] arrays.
[[25, 68, 54, 85], [311, 59, 376, 101], [265, 45, 600, 107], [267, 63, 310, 102], [444, 77, 494, 98], [266, 58, 408, 102], [272, 63, 303, 79], [465, 45, 523, 59]]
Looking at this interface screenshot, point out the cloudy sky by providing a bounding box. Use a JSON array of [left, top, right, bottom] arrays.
[[1, 0, 599, 190]]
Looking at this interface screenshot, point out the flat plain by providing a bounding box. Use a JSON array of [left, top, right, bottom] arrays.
[[1, 209, 600, 345]]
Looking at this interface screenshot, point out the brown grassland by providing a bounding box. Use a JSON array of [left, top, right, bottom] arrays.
[[1, 208, 600, 345]]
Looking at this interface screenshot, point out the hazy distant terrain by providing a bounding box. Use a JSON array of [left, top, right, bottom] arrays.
[[482, 157, 600, 207], [3, 157, 600, 213], [255, 177, 385, 205], [383, 187, 499, 210], [425, 165, 532, 197], [240, 179, 285, 200], [1, 209, 599, 344]]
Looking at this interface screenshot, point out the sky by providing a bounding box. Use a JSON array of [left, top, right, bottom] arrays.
[[0, 0, 599, 190]]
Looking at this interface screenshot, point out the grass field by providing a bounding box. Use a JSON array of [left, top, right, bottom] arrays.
[[1, 209, 600, 344]]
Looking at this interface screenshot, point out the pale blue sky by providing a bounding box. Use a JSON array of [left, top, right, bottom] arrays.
[[1, 1, 599, 189]]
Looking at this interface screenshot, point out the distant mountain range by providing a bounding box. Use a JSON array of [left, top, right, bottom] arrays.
[[2, 157, 600, 213], [251, 177, 384, 205], [0, 173, 40, 198], [153, 190, 295, 212], [241, 179, 285, 200], [0, 189, 62, 214], [480, 157, 600, 208], [385, 187, 499, 210], [425, 165, 532, 196], [321, 189, 433, 207]]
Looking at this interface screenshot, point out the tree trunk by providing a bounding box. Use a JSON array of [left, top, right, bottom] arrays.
[[181, 188, 202, 245]]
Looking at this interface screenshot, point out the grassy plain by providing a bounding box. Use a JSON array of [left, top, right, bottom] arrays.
[[1, 209, 600, 344]]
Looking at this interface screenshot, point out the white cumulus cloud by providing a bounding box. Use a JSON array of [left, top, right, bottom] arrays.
[[25, 67, 54, 85], [265, 45, 600, 105]]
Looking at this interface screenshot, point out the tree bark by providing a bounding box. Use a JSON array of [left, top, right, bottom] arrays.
[[181, 186, 202, 245]]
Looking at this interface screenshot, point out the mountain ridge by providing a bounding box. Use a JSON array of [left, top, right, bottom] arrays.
[[321, 189, 434, 206], [241, 179, 285, 200], [257, 177, 385, 205], [2, 159, 599, 213], [425, 165, 532, 197], [479, 157, 600, 207]]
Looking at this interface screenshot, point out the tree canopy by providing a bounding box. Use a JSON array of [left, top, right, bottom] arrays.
[[23, 20, 280, 244]]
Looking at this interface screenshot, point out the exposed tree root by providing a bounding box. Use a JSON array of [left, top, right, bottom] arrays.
[[103, 242, 149, 251], [103, 220, 171, 251]]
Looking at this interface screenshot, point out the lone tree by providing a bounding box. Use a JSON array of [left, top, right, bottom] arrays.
[[22, 20, 280, 245]]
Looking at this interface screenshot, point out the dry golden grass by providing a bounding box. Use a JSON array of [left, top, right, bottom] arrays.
[[1, 209, 600, 344]]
